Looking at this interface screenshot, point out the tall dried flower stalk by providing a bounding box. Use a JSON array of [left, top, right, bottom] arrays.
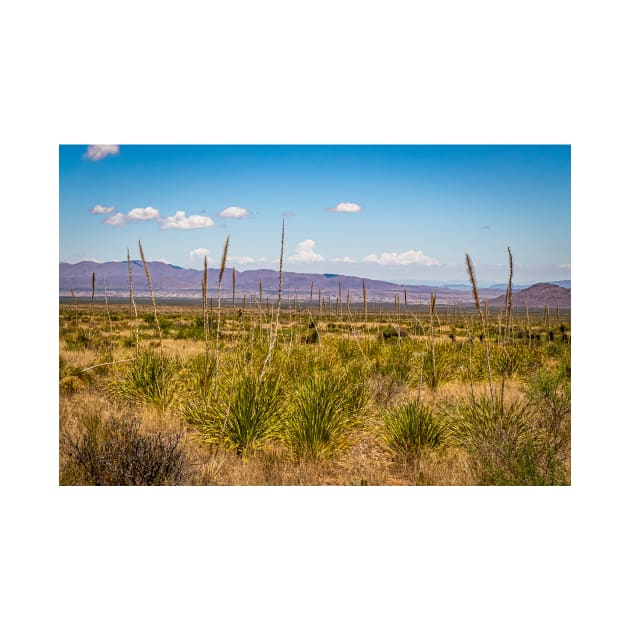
[[215, 236, 230, 396], [260, 220, 284, 382], [362, 279, 367, 324], [138, 240, 162, 351], [430, 292, 437, 388], [466, 253, 495, 412], [127, 249, 139, 355], [103, 274, 114, 355], [505, 246, 513, 343], [499, 247, 514, 412], [202, 255, 209, 378], [232, 267, 236, 307], [91, 272, 95, 305], [525, 300, 531, 348], [337, 280, 342, 318], [545, 304, 550, 334]]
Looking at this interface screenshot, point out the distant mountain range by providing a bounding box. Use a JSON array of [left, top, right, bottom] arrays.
[[59, 261, 570, 307], [488, 283, 571, 309]]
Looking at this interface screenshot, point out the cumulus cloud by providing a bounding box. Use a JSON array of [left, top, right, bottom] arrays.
[[89, 204, 114, 215], [333, 256, 356, 263], [363, 250, 439, 266], [327, 202, 361, 213], [228, 255, 256, 264], [288, 239, 325, 263], [128, 206, 160, 221], [103, 212, 129, 227], [85, 145, 120, 160], [159, 211, 215, 230], [101, 206, 216, 230], [218, 206, 251, 219], [190, 247, 210, 258]]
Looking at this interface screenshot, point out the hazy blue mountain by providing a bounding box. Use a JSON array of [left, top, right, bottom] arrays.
[[60, 261, 511, 304], [61, 262, 570, 306]]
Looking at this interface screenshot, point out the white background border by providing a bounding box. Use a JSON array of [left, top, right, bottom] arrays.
[[2, 1, 628, 628]]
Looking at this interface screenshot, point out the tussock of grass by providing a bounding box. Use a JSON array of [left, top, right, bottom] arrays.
[[450, 395, 567, 485], [185, 372, 281, 456], [382, 401, 443, 462], [282, 370, 366, 460], [108, 350, 180, 411]]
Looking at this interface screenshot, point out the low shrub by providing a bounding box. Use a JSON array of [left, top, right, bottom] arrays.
[[451, 396, 567, 485], [60, 413, 189, 485], [379, 326, 409, 341]]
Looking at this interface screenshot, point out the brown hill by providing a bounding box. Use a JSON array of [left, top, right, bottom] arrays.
[[488, 282, 571, 309]]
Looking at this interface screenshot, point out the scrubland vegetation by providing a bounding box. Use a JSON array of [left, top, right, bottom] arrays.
[[59, 242, 570, 485]]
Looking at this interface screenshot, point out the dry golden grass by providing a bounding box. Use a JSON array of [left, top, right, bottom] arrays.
[[59, 299, 570, 485]]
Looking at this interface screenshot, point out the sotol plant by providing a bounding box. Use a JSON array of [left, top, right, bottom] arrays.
[[186, 372, 281, 456], [283, 370, 365, 460], [382, 400, 443, 462], [108, 349, 180, 411]]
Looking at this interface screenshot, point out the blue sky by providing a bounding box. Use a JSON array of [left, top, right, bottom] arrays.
[[59, 145, 570, 285]]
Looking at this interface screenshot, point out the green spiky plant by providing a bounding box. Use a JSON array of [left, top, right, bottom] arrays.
[[282, 370, 365, 460], [108, 349, 179, 412], [382, 400, 443, 462], [186, 372, 281, 456], [451, 395, 565, 485]]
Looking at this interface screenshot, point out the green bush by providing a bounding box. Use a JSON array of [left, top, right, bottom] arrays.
[[379, 326, 409, 341], [282, 370, 365, 460], [452, 396, 567, 485], [186, 373, 281, 456], [382, 401, 443, 462], [525, 368, 571, 464], [64, 326, 106, 351], [108, 350, 180, 411]]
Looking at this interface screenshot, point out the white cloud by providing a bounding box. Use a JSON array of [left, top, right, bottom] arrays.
[[103, 212, 129, 227], [363, 250, 439, 266], [159, 211, 215, 230], [288, 239, 325, 263], [89, 204, 114, 214], [85, 145, 120, 160], [190, 247, 210, 257], [228, 255, 256, 264], [101, 206, 216, 230], [218, 206, 251, 219], [333, 256, 356, 263], [128, 206, 160, 221], [560, 263, 571, 269], [327, 202, 361, 213]]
